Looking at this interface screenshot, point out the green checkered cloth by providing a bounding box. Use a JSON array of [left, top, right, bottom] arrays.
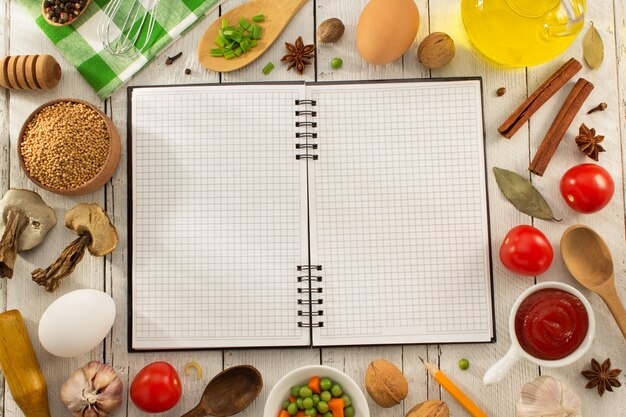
[[19, 0, 225, 98]]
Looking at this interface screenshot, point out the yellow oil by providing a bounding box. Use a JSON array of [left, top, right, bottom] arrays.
[[461, 0, 585, 67]]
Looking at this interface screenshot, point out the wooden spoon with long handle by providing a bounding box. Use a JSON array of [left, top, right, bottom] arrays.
[[197, 0, 309, 72], [561, 224, 626, 341]]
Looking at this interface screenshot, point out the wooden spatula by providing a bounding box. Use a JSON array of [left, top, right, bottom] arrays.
[[197, 0, 309, 73]]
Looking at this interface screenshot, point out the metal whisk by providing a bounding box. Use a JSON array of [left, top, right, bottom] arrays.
[[98, 0, 160, 57]]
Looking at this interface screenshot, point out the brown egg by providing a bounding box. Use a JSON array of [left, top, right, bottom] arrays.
[[356, 0, 420, 65]]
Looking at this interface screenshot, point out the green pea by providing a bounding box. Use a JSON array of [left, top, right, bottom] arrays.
[[330, 384, 343, 397], [459, 358, 470, 370], [282, 400, 291, 410], [320, 391, 332, 402], [291, 386, 301, 397], [345, 406, 355, 417], [296, 398, 304, 410], [317, 401, 329, 414], [303, 397, 313, 409], [287, 402, 298, 415], [320, 377, 332, 391], [299, 386, 313, 398], [341, 395, 351, 407], [304, 408, 317, 417], [312, 394, 320, 405], [323, 413, 332, 417], [331, 57, 343, 69]]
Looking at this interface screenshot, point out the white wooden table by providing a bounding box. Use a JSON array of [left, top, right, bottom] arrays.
[[2, 0, 626, 416]]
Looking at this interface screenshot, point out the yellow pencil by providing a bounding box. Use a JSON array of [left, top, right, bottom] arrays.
[[419, 357, 488, 417]]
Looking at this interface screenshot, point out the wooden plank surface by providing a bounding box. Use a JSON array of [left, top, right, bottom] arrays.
[[2, 0, 626, 416]]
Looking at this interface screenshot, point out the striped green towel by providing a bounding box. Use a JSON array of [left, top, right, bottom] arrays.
[[18, 0, 225, 98]]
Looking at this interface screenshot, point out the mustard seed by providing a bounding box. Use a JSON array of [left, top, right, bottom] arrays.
[[20, 102, 110, 190]]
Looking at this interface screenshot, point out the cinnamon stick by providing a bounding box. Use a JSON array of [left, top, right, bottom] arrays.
[[529, 78, 594, 176], [499, 58, 582, 138]]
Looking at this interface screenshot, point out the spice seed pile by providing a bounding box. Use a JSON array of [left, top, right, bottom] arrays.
[[43, 0, 86, 24], [21, 102, 109, 190]]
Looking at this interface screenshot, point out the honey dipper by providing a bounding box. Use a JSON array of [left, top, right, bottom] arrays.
[[0, 54, 62, 90]]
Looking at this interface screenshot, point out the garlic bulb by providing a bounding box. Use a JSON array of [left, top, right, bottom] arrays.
[[61, 361, 123, 417], [516, 376, 581, 417]]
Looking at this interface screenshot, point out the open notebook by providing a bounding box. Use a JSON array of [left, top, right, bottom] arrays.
[[128, 79, 494, 350]]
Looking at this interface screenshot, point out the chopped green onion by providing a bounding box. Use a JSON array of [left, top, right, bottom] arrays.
[[212, 14, 265, 59], [238, 17, 250, 29], [262, 62, 274, 75], [215, 36, 226, 48]]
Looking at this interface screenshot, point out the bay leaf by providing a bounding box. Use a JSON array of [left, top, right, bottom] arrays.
[[583, 23, 604, 69], [493, 167, 561, 221]]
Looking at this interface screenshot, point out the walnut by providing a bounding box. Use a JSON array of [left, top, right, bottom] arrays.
[[365, 359, 408, 408], [417, 32, 455, 69], [406, 400, 450, 417]]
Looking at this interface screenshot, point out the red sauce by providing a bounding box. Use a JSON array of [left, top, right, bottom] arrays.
[[515, 288, 588, 360]]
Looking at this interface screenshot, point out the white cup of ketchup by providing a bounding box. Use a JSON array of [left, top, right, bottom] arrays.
[[483, 281, 595, 385]]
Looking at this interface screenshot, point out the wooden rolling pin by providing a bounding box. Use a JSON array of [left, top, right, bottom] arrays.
[[0, 54, 61, 90], [0, 310, 52, 417]]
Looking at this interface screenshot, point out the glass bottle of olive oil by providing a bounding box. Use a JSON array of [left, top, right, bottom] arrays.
[[461, 0, 586, 67]]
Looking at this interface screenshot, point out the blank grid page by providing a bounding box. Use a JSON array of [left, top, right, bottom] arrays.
[[131, 84, 309, 349], [309, 80, 493, 345]]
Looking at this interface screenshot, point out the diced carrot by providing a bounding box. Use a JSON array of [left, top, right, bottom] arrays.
[[329, 398, 345, 417], [295, 411, 306, 417], [308, 376, 322, 394], [278, 410, 290, 417], [288, 395, 297, 403]]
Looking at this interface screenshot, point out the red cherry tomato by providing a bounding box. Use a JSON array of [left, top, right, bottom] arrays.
[[499, 225, 553, 276], [130, 361, 182, 413], [560, 163, 614, 214]]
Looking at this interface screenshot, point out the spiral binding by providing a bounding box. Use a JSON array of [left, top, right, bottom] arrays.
[[295, 99, 318, 161], [297, 265, 324, 328]]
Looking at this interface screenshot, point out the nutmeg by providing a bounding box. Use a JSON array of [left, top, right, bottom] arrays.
[[406, 400, 450, 417], [317, 18, 345, 43], [417, 32, 455, 69], [365, 359, 408, 408]]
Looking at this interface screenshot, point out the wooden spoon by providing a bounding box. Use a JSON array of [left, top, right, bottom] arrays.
[[197, 0, 309, 72], [561, 224, 626, 340], [181, 365, 263, 417]]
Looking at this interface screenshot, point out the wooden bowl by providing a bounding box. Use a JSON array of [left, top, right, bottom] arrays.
[[42, 0, 92, 27], [18, 98, 121, 196]]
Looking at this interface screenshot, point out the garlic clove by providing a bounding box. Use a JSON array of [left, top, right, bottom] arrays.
[[61, 368, 91, 413], [516, 376, 581, 417]]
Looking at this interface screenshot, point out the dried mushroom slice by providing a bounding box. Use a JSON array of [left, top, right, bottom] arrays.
[[0, 189, 56, 278], [32, 203, 117, 292]]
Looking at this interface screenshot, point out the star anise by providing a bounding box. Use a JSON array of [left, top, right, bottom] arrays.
[[575, 123, 605, 161], [281, 36, 315, 74], [581, 358, 622, 396]]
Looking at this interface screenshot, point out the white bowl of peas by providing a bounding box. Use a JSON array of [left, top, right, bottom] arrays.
[[264, 365, 370, 417]]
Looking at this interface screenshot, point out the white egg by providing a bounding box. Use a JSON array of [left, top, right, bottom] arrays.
[[38, 289, 116, 358]]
